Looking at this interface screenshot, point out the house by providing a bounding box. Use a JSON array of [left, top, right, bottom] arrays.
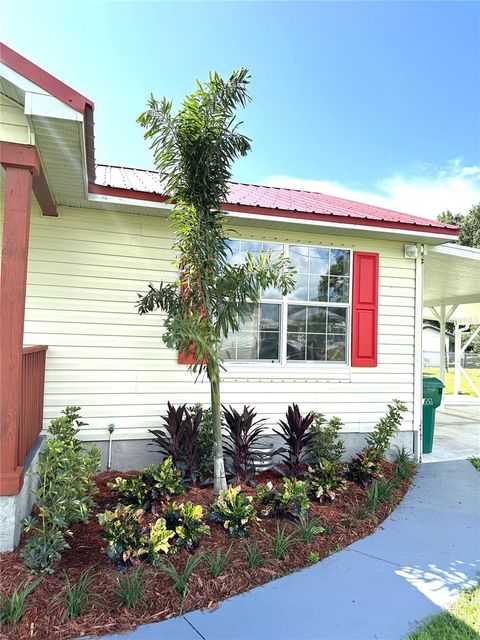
[[423, 324, 454, 368], [2, 43, 479, 550]]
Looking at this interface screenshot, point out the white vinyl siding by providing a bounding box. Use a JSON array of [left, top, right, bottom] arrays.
[[0, 196, 416, 440], [0, 94, 35, 145]]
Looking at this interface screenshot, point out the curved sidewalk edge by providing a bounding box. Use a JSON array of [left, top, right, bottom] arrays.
[[91, 460, 480, 640]]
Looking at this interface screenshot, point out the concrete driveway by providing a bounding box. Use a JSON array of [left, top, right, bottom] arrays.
[[423, 397, 480, 463]]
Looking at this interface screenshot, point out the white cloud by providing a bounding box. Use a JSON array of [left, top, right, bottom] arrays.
[[265, 160, 480, 220]]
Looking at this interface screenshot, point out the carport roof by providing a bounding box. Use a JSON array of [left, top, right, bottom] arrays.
[[424, 243, 480, 323]]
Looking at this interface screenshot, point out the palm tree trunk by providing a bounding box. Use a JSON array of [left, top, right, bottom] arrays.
[[208, 363, 227, 496]]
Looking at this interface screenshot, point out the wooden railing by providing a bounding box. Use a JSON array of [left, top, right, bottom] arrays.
[[18, 346, 48, 467]]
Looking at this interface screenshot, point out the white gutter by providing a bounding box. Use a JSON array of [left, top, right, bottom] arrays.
[[225, 210, 457, 244], [86, 193, 458, 244]]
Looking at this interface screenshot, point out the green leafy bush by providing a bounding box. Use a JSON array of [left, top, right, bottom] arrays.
[[166, 501, 210, 551], [108, 457, 185, 509], [210, 486, 258, 537], [256, 478, 310, 520], [97, 504, 145, 569], [196, 407, 214, 481], [142, 518, 176, 562], [108, 475, 147, 507], [147, 457, 185, 499], [21, 407, 101, 573], [364, 400, 407, 463], [347, 452, 382, 487], [348, 400, 407, 486], [309, 414, 345, 464], [306, 459, 347, 502]]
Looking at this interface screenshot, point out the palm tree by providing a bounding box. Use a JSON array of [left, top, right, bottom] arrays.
[[137, 69, 295, 495]]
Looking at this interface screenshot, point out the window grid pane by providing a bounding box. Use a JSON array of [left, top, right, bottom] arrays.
[[221, 242, 350, 364]]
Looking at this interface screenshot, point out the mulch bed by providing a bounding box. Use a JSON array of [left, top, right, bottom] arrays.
[[0, 463, 414, 640]]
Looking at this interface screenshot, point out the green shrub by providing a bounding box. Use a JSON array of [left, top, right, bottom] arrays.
[[21, 407, 101, 573], [113, 567, 146, 609], [97, 504, 145, 569], [142, 518, 176, 563], [270, 524, 297, 560], [347, 452, 382, 487], [256, 478, 310, 520], [166, 501, 210, 552], [307, 551, 320, 564], [203, 543, 233, 577], [108, 475, 147, 507], [210, 486, 258, 537], [108, 457, 185, 509], [59, 568, 99, 620], [158, 555, 204, 614], [393, 446, 416, 482], [348, 400, 407, 487], [309, 414, 345, 464], [295, 516, 324, 544], [146, 457, 185, 499], [306, 459, 347, 502], [364, 400, 407, 463], [0, 577, 42, 626], [243, 542, 265, 569], [197, 407, 214, 481]]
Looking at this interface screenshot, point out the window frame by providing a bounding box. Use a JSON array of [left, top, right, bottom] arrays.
[[222, 239, 353, 367]]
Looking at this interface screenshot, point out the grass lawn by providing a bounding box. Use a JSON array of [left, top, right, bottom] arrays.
[[423, 368, 480, 397], [407, 584, 480, 639]]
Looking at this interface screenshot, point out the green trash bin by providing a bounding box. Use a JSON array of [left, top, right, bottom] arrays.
[[422, 376, 444, 454]]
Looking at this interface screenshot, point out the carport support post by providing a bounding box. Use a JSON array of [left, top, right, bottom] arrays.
[[454, 322, 461, 395], [439, 303, 446, 385]]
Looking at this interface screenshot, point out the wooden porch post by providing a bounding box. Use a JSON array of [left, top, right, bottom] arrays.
[[0, 142, 40, 495]]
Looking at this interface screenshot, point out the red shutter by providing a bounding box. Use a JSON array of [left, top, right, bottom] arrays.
[[351, 251, 379, 367]]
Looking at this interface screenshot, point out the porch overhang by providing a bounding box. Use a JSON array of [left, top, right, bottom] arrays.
[[423, 243, 480, 398]]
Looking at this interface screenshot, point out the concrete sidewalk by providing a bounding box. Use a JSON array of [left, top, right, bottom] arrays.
[[95, 461, 480, 640]]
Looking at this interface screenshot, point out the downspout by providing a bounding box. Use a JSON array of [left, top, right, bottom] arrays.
[[413, 244, 425, 462]]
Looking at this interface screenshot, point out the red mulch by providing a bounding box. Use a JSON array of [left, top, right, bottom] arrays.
[[0, 463, 414, 640]]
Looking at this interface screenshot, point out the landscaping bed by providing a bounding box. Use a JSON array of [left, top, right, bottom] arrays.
[[0, 460, 415, 640]]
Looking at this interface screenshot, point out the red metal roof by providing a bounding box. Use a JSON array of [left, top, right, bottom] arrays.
[[94, 164, 459, 236]]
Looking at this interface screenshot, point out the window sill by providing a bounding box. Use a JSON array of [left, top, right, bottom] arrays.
[[220, 363, 351, 383]]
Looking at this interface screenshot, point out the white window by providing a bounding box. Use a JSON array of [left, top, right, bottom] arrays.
[[220, 240, 351, 364]]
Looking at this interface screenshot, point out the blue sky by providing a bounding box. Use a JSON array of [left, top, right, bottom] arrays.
[[2, 1, 479, 218]]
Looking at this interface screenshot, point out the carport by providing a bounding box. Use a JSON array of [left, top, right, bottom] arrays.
[[424, 242, 480, 398], [422, 242, 480, 462]]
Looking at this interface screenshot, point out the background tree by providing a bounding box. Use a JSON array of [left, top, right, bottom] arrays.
[[137, 70, 295, 495], [438, 203, 480, 248], [437, 203, 480, 355]]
